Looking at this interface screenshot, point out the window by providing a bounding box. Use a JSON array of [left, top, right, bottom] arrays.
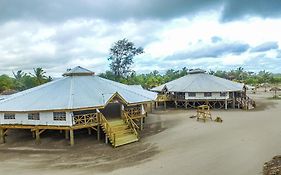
[[53, 112, 66, 121], [28, 113, 40, 120], [204, 92, 212, 97], [4, 113, 15, 119], [220, 92, 227, 97], [188, 92, 196, 97]]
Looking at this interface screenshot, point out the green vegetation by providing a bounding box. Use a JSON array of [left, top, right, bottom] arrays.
[[100, 67, 281, 89], [0, 68, 51, 94]]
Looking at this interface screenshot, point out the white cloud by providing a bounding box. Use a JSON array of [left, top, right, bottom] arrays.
[[0, 9, 281, 76]]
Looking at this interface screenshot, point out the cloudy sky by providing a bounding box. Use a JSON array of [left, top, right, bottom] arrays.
[[0, 0, 281, 77]]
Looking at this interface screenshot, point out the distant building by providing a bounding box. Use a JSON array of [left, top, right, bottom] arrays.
[[151, 69, 255, 110], [0, 66, 156, 147]]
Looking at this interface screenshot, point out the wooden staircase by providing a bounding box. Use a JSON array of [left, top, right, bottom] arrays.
[[99, 114, 139, 147]]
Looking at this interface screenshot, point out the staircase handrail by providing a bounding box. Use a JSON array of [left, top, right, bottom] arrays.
[[99, 113, 116, 146], [123, 111, 139, 138]]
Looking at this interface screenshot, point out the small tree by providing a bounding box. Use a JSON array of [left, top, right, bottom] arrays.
[[108, 38, 144, 79]]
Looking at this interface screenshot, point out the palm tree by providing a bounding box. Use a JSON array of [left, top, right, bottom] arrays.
[[12, 70, 27, 91], [30, 68, 47, 85]]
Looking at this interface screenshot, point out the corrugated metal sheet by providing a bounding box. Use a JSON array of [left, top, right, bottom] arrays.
[[0, 67, 157, 112], [128, 85, 144, 90], [151, 72, 244, 92]]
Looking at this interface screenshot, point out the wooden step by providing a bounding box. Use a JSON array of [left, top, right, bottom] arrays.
[[114, 134, 138, 147], [101, 118, 139, 147], [114, 129, 133, 136], [108, 120, 124, 126]]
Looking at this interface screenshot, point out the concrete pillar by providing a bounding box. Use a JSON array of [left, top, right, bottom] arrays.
[[65, 130, 69, 139], [150, 102, 153, 113], [185, 101, 187, 109], [164, 101, 167, 110], [69, 129, 74, 146], [225, 99, 228, 110], [156, 102, 158, 109]]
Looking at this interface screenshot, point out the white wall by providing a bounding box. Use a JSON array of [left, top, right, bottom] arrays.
[[0, 112, 73, 126], [185, 92, 229, 100]]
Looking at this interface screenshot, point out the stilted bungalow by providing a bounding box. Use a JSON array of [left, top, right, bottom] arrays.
[[151, 69, 255, 110], [0, 66, 157, 147]]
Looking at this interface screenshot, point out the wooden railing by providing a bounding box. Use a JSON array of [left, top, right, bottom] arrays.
[[124, 106, 142, 119], [73, 113, 98, 125], [99, 113, 116, 145], [237, 96, 256, 110], [122, 111, 139, 139], [156, 94, 170, 101]]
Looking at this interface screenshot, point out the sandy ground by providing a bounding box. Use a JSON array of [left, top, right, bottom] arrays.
[[0, 90, 281, 175]]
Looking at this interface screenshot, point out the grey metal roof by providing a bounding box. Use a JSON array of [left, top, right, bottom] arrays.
[[0, 95, 11, 101], [151, 72, 244, 92], [128, 85, 144, 90], [0, 67, 157, 112]]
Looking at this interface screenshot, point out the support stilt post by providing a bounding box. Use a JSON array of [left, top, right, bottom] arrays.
[[69, 129, 74, 146], [232, 92, 235, 108], [164, 101, 167, 110], [185, 101, 187, 109], [225, 99, 228, 110], [105, 135, 108, 144], [0, 129, 5, 144], [88, 128, 92, 135], [97, 125, 100, 141], [65, 130, 69, 139], [35, 128, 40, 144], [140, 117, 143, 130]]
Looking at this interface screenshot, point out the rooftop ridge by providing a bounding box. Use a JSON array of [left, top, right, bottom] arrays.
[[63, 66, 95, 76]]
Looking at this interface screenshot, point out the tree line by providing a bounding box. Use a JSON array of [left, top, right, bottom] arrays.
[[0, 38, 280, 94], [0, 68, 51, 94]]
